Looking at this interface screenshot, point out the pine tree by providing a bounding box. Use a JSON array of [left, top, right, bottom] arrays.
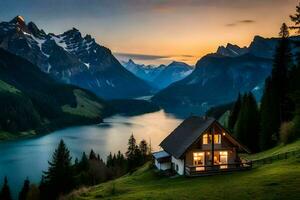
[[260, 78, 278, 149], [0, 176, 12, 200], [106, 152, 113, 168], [290, 2, 300, 33], [79, 152, 89, 171], [259, 24, 293, 150], [42, 139, 75, 199], [228, 93, 242, 131], [234, 93, 260, 152], [89, 149, 97, 160], [19, 178, 30, 200], [126, 134, 138, 170], [139, 140, 149, 163]]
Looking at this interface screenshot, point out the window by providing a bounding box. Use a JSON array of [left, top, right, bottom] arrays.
[[220, 151, 228, 169], [203, 134, 208, 144], [193, 152, 205, 166], [203, 134, 221, 144], [214, 134, 221, 144]]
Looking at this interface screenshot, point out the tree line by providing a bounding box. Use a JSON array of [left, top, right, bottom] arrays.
[[0, 134, 150, 200], [227, 5, 300, 152]]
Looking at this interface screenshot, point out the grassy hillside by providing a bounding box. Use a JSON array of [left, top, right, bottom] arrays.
[[242, 140, 300, 160], [68, 140, 300, 200], [0, 48, 113, 140]]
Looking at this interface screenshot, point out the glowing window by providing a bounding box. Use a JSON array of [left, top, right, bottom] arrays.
[[220, 151, 228, 166], [193, 152, 205, 166], [214, 134, 221, 144], [203, 134, 208, 144]]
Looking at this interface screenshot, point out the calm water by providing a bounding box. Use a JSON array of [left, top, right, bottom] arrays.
[[0, 110, 182, 196]]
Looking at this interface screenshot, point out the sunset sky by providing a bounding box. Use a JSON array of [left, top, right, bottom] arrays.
[[0, 0, 299, 65]]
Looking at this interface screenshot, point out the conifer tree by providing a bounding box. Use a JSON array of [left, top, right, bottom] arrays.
[[89, 149, 97, 160], [290, 2, 300, 33], [260, 24, 293, 150], [42, 139, 75, 199], [228, 93, 242, 131], [106, 152, 113, 168], [79, 152, 89, 171], [0, 176, 12, 200], [139, 140, 149, 163], [260, 78, 278, 149], [234, 93, 260, 152], [19, 178, 30, 200], [126, 134, 138, 170]]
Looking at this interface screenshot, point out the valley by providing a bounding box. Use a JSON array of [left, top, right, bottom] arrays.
[[0, 2, 300, 198]]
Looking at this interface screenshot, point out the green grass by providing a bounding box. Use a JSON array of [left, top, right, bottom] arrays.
[[0, 80, 20, 93], [62, 89, 105, 118], [243, 140, 300, 160], [68, 140, 300, 200], [0, 130, 36, 140]]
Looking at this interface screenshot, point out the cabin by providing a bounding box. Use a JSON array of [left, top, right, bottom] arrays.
[[153, 116, 252, 176]]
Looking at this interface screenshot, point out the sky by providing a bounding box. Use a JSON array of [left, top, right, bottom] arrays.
[[0, 0, 299, 65]]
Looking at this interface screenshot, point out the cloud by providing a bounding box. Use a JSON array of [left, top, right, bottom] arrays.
[[239, 20, 255, 23], [226, 19, 256, 27], [114, 52, 195, 61], [114, 53, 170, 60]]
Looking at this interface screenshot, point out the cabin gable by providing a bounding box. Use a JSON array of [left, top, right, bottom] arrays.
[[154, 116, 252, 176]]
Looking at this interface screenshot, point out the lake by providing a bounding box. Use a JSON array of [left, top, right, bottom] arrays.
[[0, 110, 182, 196]]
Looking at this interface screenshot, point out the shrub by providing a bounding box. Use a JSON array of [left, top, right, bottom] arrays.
[[280, 121, 295, 144]]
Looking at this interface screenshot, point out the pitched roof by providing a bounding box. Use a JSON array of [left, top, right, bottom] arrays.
[[160, 116, 250, 159], [152, 150, 170, 159], [160, 116, 215, 159]]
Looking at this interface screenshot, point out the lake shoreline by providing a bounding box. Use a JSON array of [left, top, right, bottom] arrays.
[[0, 108, 165, 142], [0, 110, 182, 197]]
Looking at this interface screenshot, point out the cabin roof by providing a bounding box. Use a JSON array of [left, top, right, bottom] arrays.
[[160, 116, 215, 159], [160, 116, 250, 159], [152, 150, 170, 159]]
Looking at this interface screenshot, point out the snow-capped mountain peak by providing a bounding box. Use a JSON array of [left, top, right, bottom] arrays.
[[0, 16, 152, 99]]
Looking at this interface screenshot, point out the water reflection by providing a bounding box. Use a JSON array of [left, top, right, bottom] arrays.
[[0, 110, 182, 196]]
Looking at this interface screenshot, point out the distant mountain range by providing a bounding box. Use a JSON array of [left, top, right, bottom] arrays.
[[152, 35, 300, 116], [0, 16, 152, 99], [122, 59, 193, 89]]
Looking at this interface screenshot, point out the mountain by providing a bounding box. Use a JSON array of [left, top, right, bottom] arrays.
[[152, 35, 300, 116], [0, 48, 113, 139], [152, 61, 193, 89], [152, 53, 273, 115], [216, 43, 248, 57], [0, 16, 152, 99], [216, 36, 300, 59], [122, 60, 193, 89], [122, 59, 165, 83]]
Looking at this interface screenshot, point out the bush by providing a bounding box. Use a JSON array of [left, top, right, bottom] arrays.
[[280, 121, 296, 144]]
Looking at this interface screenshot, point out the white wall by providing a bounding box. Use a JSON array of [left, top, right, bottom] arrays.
[[155, 160, 171, 171], [171, 156, 185, 175]]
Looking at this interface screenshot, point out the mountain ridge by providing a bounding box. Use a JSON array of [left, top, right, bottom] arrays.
[[152, 35, 300, 116], [122, 59, 193, 89], [0, 16, 152, 99]]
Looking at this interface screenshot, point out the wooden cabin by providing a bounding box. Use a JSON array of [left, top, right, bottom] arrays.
[[153, 116, 252, 176]]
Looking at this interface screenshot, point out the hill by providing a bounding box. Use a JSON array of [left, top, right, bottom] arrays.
[[0, 48, 113, 140], [68, 140, 300, 200]]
